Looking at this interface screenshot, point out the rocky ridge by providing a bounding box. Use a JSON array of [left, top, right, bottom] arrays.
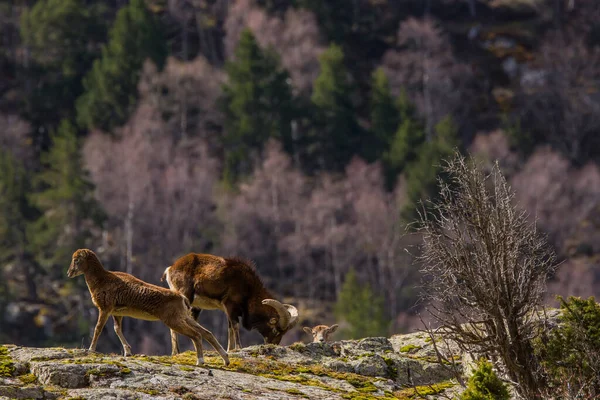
[[0, 332, 464, 400]]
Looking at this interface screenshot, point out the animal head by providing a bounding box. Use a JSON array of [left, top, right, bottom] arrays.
[[303, 324, 339, 343], [67, 249, 94, 278], [259, 299, 299, 344]]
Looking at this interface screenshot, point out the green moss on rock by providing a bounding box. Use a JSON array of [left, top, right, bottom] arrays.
[[0, 345, 15, 377]]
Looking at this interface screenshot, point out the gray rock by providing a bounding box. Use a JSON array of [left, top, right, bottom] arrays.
[[0, 385, 46, 399], [30, 362, 90, 388], [352, 354, 390, 377], [322, 359, 354, 373], [356, 337, 393, 353]]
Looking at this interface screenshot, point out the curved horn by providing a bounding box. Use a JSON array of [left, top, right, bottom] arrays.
[[262, 299, 298, 330], [284, 304, 298, 329]]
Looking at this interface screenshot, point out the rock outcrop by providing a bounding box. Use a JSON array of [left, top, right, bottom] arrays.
[[0, 332, 464, 400]]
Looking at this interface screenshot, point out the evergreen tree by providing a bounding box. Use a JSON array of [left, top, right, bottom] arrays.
[[20, 0, 105, 78], [369, 68, 399, 162], [20, 0, 106, 136], [334, 269, 389, 339], [311, 44, 362, 171], [460, 359, 510, 400], [28, 120, 105, 277], [402, 114, 458, 222], [76, 0, 166, 131], [0, 151, 38, 300], [382, 89, 425, 187], [220, 29, 295, 184]]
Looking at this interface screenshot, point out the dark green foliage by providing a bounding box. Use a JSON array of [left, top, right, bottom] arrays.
[[20, 0, 106, 134], [536, 296, 600, 397], [0, 151, 29, 262], [382, 89, 424, 187], [299, 0, 354, 44], [27, 119, 105, 277], [368, 68, 399, 162], [0, 151, 39, 300], [20, 0, 105, 78], [460, 359, 510, 400], [310, 44, 363, 171], [402, 114, 458, 222], [220, 29, 295, 184], [334, 269, 389, 339], [502, 114, 534, 155], [76, 0, 166, 131]]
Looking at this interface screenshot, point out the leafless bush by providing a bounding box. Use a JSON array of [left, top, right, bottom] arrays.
[[417, 152, 557, 399]]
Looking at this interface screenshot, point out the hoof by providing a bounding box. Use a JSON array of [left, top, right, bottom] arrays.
[[196, 358, 205, 366]]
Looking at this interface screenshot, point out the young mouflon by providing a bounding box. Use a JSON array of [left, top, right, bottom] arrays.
[[303, 324, 339, 343], [67, 249, 229, 366]]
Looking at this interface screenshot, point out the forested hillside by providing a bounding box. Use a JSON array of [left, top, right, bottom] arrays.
[[0, 0, 599, 355]]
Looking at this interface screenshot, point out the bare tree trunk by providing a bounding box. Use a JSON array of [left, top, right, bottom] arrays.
[[125, 199, 134, 275]]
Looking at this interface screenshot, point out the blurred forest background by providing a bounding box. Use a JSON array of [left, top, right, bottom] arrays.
[[0, 0, 599, 355]]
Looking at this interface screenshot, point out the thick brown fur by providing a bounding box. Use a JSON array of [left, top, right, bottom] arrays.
[[68, 249, 229, 366], [163, 253, 297, 352]]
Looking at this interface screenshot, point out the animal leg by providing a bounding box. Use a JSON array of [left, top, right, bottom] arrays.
[[167, 318, 205, 366], [233, 321, 242, 350], [113, 316, 132, 356], [188, 318, 230, 366], [170, 329, 180, 356], [89, 309, 110, 352], [224, 305, 242, 351], [226, 319, 235, 352]]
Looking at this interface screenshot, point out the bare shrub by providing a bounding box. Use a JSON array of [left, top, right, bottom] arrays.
[[417, 152, 557, 399]]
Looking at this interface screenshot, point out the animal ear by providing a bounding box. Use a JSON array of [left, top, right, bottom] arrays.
[[303, 327, 312, 335], [328, 324, 339, 333], [269, 317, 277, 326]]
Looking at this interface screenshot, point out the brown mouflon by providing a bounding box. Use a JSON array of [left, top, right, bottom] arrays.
[[68, 249, 229, 366], [303, 324, 339, 343], [162, 253, 298, 353]]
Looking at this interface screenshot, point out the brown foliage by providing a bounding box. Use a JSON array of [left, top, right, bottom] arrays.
[[518, 32, 600, 162], [511, 146, 600, 252], [138, 57, 224, 149], [83, 102, 220, 282], [220, 142, 416, 331], [381, 17, 476, 138], [224, 0, 325, 94]]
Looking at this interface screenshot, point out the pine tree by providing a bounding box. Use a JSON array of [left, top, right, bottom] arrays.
[[220, 29, 295, 184], [20, 0, 105, 78], [382, 89, 425, 187], [334, 269, 389, 339], [20, 0, 106, 135], [76, 0, 167, 131], [0, 151, 39, 300], [311, 44, 362, 171], [28, 120, 105, 277], [369, 68, 399, 162], [402, 114, 458, 221]]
